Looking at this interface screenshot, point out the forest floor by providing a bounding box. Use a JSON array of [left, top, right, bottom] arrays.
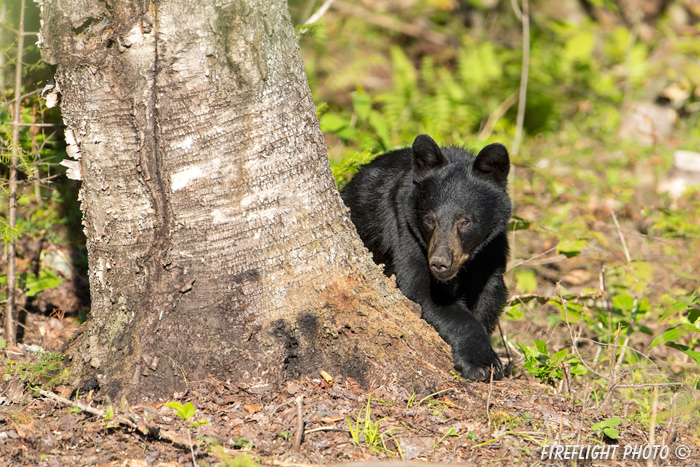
[[0, 271, 698, 466], [1, 323, 694, 467]]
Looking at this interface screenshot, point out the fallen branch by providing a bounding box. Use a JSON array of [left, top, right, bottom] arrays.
[[37, 389, 190, 448], [292, 395, 305, 452]]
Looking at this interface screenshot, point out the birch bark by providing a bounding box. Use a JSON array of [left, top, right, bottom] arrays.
[[39, 0, 451, 399]]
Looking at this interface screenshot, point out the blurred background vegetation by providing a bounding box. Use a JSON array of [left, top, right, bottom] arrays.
[[1, 0, 699, 438]]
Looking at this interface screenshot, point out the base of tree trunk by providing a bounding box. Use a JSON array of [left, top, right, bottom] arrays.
[[66, 268, 457, 401]]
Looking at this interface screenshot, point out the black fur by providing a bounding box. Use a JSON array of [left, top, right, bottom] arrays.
[[341, 134, 511, 381]]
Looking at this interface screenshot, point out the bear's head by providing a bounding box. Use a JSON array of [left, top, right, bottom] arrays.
[[411, 134, 511, 281]]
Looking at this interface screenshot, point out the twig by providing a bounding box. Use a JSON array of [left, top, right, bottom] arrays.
[[647, 386, 658, 467], [486, 368, 494, 428], [607, 212, 634, 388], [497, 322, 513, 371], [292, 395, 304, 452], [478, 91, 518, 140], [506, 246, 559, 272], [611, 211, 631, 263], [511, 0, 529, 156], [304, 426, 347, 434], [37, 389, 191, 448], [0, 122, 64, 127], [5, 0, 26, 347], [304, 0, 336, 25], [187, 429, 197, 467], [614, 382, 682, 388], [661, 392, 679, 451], [576, 380, 590, 444], [509, 0, 523, 21], [507, 290, 603, 307], [560, 287, 607, 380]]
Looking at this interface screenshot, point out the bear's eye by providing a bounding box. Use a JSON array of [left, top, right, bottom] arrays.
[[423, 216, 435, 229], [458, 217, 472, 230]]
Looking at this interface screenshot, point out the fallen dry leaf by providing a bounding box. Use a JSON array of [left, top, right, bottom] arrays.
[[243, 404, 263, 414]]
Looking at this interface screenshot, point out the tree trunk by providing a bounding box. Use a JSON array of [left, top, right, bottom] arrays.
[[39, 0, 452, 400]]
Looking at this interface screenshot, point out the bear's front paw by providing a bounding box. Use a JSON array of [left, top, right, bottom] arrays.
[[453, 341, 503, 382]]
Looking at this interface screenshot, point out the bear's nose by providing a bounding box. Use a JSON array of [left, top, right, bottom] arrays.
[[429, 255, 451, 274]]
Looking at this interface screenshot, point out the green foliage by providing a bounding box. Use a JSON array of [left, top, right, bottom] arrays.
[[16, 269, 64, 297], [3, 351, 67, 389], [434, 427, 459, 449], [166, 401, 197, 420], [649, 293, 700, 363], [406, 390, 416, 408], [520, 340, 588, 386], [331, 148, 375, 189], [643, 194, 700, 239], [315, 16, 678, 182], [231, 437, 254, 450], [347, 396, 401, 455], [514, 269, 537, 294], [591, 417, 621, 440], [555, 239, 587, 258], [276, 430, 292, 441], [102, 406, 118, 429], [0, 215, 23, 244]]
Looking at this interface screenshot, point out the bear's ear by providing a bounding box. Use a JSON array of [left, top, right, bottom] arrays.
[[473, 143, 510, 187], [412, 134, 446, 175]]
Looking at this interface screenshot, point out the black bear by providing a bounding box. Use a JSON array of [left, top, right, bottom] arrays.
[[341, 134, 511, 381]]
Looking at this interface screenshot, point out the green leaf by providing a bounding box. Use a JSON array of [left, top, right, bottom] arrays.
[[315, 102, 328, 117], [390, 46, 418, 95], [165, 401, 196, 420], [368, 111, 391, 150], [549, 349, 570, 366], [534, 340, 548, 355], [23, 270, 65, 297], [556, 239, 587, 258], [666, 343, 700, 364], [182, 402, 196, 419], [603, 427, 620, 439], [519, 344, 539, 360], [624, 261, 654, 294], [504, 303, 525, 321], [515, 269, 537, 294], [690, 306, 700, 324], [0, 338, 5, 350], [649, 323, 700, 348], [612, 294, 635, 312], [319, 113, 350, 133], [191, 419, 210, 427], [508, 216, 532, 231], [165, 401, 184, 413], [570, 362, 588, 376], [592, 417, 621, 431], [352, 92, 372, 121]]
